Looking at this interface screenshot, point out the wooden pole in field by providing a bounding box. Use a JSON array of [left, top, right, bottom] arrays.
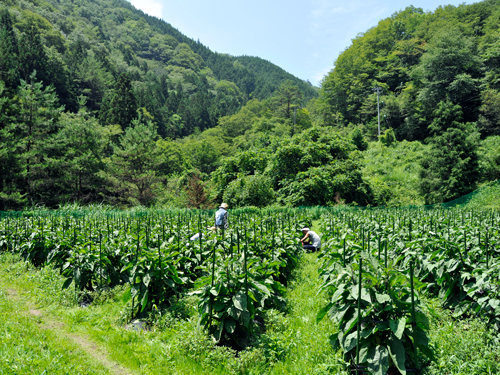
[[343, 238, 346, 267]]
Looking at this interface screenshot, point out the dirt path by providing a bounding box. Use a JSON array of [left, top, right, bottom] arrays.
[[4, 287, 136, 375]]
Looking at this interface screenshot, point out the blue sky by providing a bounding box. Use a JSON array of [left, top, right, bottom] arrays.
[[127, 0, 473, 86]]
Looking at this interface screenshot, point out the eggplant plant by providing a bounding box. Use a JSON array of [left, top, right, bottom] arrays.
[[318, 253, 433, 375]]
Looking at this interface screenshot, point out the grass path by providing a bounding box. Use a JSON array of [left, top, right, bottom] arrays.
[[0, 244, 346, 375], [269, 251, 347, 375], [0, 221, 346, 375], [0, 256, 136, 375]]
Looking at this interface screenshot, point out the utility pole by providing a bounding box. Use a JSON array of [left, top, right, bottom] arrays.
[[373, 87, 382, 140]]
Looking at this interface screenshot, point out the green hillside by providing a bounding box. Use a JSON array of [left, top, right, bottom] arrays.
[[234, 55, 318, 101], [1, 0, 499, 210], [319, 1, 500, 141], [0, 0, 316, 139]]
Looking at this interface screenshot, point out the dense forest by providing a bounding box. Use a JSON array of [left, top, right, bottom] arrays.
[[316, 1, 500, 204], [0, 0, 499, 210]]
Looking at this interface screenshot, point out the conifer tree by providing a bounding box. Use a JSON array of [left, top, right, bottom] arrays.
[[419, 101, 479, 204], [18, 20, 50, 86], [54, 103, 116, 203], [16, 72, 64, 203], [0, 81, 24, 209], [185, 172, 212, 209], [0, 9, 19, 90], [106, 117, 164, 206], [100, 73, 137, 129], [272, 80, 304, 120]]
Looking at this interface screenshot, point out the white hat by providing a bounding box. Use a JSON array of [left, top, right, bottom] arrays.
[[220, 203, 229, 209], [301, 227, 310, 231]]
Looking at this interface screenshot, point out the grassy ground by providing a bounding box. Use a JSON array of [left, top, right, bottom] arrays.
[[0, 251, 343, 375], [0, 255, 117, 375], [1, 247, 499, 375], [466, 180, 500, 210], [361, 141, 428, 206], [424, 297, 500, 375], [268, 252, 345, 375]]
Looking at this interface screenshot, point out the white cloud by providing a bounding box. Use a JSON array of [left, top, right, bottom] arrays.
[[127, 0, 163, 19], [310, 0, 363, 18], [311, 66, 332, 86]]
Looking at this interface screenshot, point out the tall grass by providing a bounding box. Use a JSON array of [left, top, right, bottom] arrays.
[[361, 140, 428, 206], [465, 180, 500, 210]]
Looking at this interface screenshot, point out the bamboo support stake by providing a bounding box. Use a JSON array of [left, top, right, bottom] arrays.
[[198, 212, 203, 264], [356, 255, 362, 375], [410, 260, 418, 369], [343, 237, 346, 267], [99, 231, 102, 289], [378, 236, 381, 261], [209, 238, 217, 330], [486, 229, 489, 268], [385, 239, 388, 268], [158, 234, 163, 305]]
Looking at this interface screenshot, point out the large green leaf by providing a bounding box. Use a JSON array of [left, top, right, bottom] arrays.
[[367, 345, 389, 375], [317, 302, 333, 323], [74, 267, 81, 286], [62, 277, 73, 289], [233, 290, 248, 311], [343, 331, 358, 352], [375, 292, 391, 304], [389, 317, 406, 339], [143, 272, 151, 287], [252, 280, 271, 296], [140, 290, 149, 312], [224, 317, 236, 334], [130, 285, 139, 300], [122, 286, 132, 303], [413, 326, 429, 347], [213, 301, 226, 311], [388, 334, 406, 375], [341, 310, 358, 337], [415, 310, 430, 329]]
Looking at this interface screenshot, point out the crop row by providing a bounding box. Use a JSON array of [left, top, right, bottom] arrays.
[[0, 211, 308, 347], [317, 207, 499, 374]]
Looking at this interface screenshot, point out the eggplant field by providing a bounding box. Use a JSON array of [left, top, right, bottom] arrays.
[[0, 207, 499, 375]]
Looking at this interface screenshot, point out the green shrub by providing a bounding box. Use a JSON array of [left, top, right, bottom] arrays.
[[380, 128, 396, 147], [478, 135, 500, 182], [223, 173, 276, 208], [350, 126, 368, 151]]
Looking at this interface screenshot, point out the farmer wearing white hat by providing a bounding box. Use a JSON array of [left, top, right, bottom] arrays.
[[299, 227, 321, 251], [215, 203, 229, 230]]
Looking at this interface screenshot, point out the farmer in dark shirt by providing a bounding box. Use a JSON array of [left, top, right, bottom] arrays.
[[215, 203, 229, 230]]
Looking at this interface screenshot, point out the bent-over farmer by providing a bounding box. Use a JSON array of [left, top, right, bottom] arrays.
[[299, 227, 321, 251]]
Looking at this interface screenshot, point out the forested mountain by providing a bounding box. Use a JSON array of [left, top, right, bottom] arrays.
[[233, 56, 318, 101], [0, 0, 319, 209], [1, 0, 499, 210], [208, 0, 500, 207], [318, 1, 500, 141], [0, 0, 316, 139], [312, 0, 500, 204]]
